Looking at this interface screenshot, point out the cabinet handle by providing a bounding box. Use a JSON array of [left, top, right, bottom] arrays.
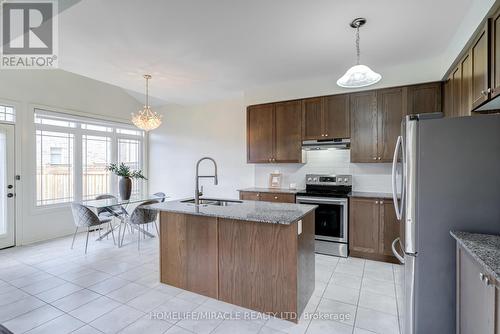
[[380, 201, 384, 204], [373, 157, 377, 160], [487, 88, 492, 94], [256, 193, 260, 197], [375, 201, 379, 204], [377, 157, 381, 160], [274, 196, 278, 200], [325, 134, 328, 137]]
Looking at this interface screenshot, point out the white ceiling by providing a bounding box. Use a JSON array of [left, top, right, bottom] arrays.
[[58, 0, 478, 105]]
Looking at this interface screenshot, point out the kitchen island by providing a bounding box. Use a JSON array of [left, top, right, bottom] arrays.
[[147, 198, 317, 322]]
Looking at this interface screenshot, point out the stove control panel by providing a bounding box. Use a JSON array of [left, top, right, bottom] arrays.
[[305, 174, 352, 186]]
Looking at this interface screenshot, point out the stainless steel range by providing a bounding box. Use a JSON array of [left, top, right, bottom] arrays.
[[296, 174, 352, 257]]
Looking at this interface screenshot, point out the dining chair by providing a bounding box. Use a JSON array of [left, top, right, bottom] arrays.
[[70, 203, 116, 253], [120, 199, 159, 250], [151, 192, 166, 235]]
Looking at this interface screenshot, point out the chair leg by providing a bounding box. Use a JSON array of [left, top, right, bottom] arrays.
[[154, 222, 159, 236], [137, 225, 140, 251], [85, 227, 90, 254], [109, 222, 116, 245], [71, 227, 78, 249], [117, 222, 122, 247], [121, 223, 126, 247]]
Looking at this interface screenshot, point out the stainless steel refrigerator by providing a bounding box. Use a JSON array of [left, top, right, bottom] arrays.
[[390, 113, 500, 334]]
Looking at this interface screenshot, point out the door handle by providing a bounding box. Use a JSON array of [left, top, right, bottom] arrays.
[[7, 185, 13, 189], [7, 193, 14, 198], [392, 237, 405, 264], [392, 135, 404, 221]]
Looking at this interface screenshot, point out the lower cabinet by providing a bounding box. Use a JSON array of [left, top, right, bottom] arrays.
[[456, 244, 499, 334], [239, 191, 295, 203], [349, 197, 399, 263]]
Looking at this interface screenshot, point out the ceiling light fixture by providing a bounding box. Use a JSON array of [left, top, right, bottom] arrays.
[[337, 18, 381, 88], [131, 74, 162, 131]]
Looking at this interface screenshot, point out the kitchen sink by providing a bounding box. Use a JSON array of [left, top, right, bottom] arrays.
[[181, 198, 243, 206]]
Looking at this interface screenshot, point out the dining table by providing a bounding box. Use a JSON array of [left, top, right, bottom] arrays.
[[80, 194, 168, 245]]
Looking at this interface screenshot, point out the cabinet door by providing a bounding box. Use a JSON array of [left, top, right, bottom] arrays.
[[274, 100, 303, 163], [451, 65, 462, 118], [457, 246, 495, 334], [302, 97, 324, 140], [406, 82, 442, 115], [349, 198, 380, 254], [443, 77, 453, 118], [259, 192, 295, 203], [491, 8, 500, 99], [379, 200, 399, 258], [239, 191, 260, 201], [324, 94, 350, 139], [471, 23, 489, 109], [350, 91, 378, 163], [247, 104, 274, 163], [377, 88, 404, 162], [460, 53, 472, 117]]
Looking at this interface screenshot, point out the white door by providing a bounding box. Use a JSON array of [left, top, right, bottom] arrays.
[[0, 124, 15, 249]]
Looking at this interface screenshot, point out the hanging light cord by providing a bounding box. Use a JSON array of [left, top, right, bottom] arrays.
[[356, 26, 360, 65], [145, 76, 149, 108]]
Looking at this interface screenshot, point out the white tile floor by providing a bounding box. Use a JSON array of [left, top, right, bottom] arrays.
[[0, 231, 403, 334]]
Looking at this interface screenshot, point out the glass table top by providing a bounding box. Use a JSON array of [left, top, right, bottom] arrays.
[[79, 194, 168, 209]]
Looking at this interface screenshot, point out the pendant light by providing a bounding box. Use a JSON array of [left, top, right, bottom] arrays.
[[337, 18, 381, 88], [131, 74, 162, 131]]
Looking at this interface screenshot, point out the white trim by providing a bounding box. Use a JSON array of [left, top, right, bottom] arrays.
[[30, 103, 133, 125]]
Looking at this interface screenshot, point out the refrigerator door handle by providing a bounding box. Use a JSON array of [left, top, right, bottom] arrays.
[[391, 237, 405, 264], [392, 135, 404, 220]]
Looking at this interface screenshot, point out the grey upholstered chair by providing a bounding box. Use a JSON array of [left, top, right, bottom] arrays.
[[95, 194, 126, 218], [120, 200, 159, 250], [70, 203, 116, 253], [153, 192, 166, 202]]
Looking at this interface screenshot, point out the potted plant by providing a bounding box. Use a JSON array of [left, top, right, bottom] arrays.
[[106, 163, 147, 200]]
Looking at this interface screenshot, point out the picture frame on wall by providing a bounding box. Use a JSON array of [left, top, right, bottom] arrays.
[[269, 172, 282, 188]]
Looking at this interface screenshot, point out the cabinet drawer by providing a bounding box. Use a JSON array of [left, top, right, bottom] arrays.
[[259, 192, 295, 203], [239, 191, 261, 201]]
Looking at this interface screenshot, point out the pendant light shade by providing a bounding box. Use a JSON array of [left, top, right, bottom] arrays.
[[337, 18, 381, 88], [131, 74, 162, 131]]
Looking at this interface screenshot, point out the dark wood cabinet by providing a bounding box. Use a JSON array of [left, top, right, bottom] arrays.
[[406, 82, 442, 115], [302, 98, 323, 140], [247, 101, 303, 163], [460, 53, 472, 116], [471, 22, 490, 109], [377, 88, 404, 162], [239, 191, 295, 204], [302, 95, 350, 140], [350, 91, 378, 163], [324, 94, 350, 139], [247, 104, 274, 163], [443, 78, 453, 117], [491, 8, 500, 99], [451, 65, 462, 118], [274, 101, 302, 163], [349, 197, 398, 263]]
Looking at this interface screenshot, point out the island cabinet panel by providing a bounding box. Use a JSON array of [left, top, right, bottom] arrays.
[[296, 212, 315, 316], [471, 23, 490, 110], [247, 104, 274, 163], [239, 191, 261, 201], [456, 244, 497, 334], [258, 192, 295, 203], [218, 218, 298, 317], [377, 87, 404, 162], [350, 91, 378, 163], [406, 82, 442, 115], [159, 212, 218, 299], [349, 197, 398, 263], [492, 8, 500, 100]]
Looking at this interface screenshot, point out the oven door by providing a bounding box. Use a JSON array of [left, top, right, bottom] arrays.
[[296, 197, 348, 243]]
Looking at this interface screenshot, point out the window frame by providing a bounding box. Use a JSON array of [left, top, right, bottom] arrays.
[[34, 107, 146, 208]]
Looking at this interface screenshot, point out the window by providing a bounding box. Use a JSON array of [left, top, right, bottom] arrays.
[[0, 105, 15, 123], [35, 109, 145, 206]]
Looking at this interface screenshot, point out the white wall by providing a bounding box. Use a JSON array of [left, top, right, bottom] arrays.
[[254, 150, 392, 193], [0, 69, 142, 245], [148, 98, 254, 201]]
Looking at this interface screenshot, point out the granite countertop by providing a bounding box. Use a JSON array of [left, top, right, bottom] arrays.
[[237, 187, 304, 194], [349, 191, 394, 199], [450, 231, 500, 282], [146, 198, 317, 225]]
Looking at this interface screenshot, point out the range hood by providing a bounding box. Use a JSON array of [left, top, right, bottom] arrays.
[[302, 138, 350, 150], [475, 95, 500, 113]]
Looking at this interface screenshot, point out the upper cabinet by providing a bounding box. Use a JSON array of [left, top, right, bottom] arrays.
[[302, 94, 350, 140], [470, 22, 489, 109], [247, 101, 303, 163], [350, 88, 404, 163], [491, 8, 500, 99], [406, 82, 442, 115]]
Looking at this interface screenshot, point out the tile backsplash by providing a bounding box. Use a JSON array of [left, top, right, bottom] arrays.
[[254, 149, 393, 192]]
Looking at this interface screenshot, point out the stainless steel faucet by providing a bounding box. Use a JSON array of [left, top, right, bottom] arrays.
[[195, 157, 218, 205]]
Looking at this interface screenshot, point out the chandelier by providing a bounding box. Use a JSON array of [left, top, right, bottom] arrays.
[[337, 18, 381, 88], [131, 74, 162, 131]]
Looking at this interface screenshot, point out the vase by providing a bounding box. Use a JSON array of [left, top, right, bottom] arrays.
[[119, 177, 132, 200]]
